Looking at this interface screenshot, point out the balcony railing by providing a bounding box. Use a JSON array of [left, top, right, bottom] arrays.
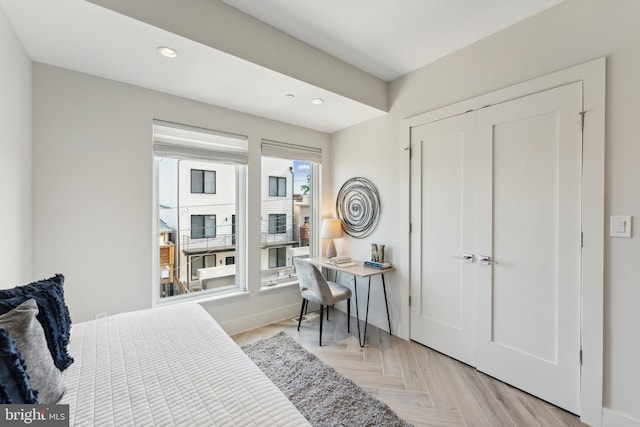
[[181, 233, 235, 254], [260, 227, 294, 247], [180, 229, 297, 253]]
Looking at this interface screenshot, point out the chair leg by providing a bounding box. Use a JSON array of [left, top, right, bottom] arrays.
[[347, 298, 351, 333], [304, 299, 309, 314], [297, 298, 306, 331], [327, 305, 330, 321], [319, 305, 323, 346]]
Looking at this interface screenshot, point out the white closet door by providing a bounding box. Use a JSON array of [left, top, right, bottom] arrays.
[[410, 112, 477, 366], [475, 82, 583, 413]]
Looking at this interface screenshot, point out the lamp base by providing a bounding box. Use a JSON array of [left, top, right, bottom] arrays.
[[326, 239, 337, 258]]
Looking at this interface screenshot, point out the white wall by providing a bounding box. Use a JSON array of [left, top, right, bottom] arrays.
[[331, 1, 640, 423], [32, 63, 330, 329], [331, 116, 408, 337], [0, 7, 32, 287]]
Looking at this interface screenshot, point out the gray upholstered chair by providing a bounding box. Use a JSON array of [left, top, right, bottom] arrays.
[[294, 258, 351, 346]]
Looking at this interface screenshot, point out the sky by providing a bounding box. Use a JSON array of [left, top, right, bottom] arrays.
[[293, 161, 311, 195]]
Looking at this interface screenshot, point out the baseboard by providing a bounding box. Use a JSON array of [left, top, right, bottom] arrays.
[[218, 302, 301, 335], [603, 408, 640, 427]]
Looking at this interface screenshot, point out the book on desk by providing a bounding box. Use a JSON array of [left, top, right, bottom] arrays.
[[363, 260, 392, 269], [328, 256, 358, 267]]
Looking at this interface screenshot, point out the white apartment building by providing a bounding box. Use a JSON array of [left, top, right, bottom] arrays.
[[159, 156, 306, 296]]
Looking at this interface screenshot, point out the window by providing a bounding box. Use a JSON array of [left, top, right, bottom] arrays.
[[190, 254, 216, 281], [269, 247, 287, 268], [268, 214, 287, 234], [225, 256, 235, 265], [154, 120, 247, 300], [191, 169, 216, 194], [260, 140, 321, 287], [269, 176, 287, 197], [191, 215, 216, 239]]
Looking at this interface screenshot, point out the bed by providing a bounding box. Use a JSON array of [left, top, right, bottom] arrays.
[[59, 302, 310, 426]]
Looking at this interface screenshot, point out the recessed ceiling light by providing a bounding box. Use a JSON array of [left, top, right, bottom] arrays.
[[311, 98, 324, 105], [157, 46, 178, 58]]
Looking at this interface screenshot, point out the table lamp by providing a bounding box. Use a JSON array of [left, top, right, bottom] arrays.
[[321, 218, 343, 258]]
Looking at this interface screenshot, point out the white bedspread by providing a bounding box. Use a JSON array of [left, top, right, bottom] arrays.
[[59, 302, 309, 426]]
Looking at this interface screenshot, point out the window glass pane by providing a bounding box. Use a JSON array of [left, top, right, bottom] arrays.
[[277, 214, 286, 233], [204, 170, 216, 194], [190, 256, 203, 281], [205, 254, 216, 268], [268, 248, 277, 268], [191, 215, 204, 239], [204, 215, 216, 238], [269, 176, 278, 196], [191, 169, 203, 193], [268, 247, 287, 268], [261, 156, 315, 287]]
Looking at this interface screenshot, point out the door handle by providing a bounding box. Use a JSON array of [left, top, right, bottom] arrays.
[[479, 255, 498, 265], [452, 254, 474, 263]]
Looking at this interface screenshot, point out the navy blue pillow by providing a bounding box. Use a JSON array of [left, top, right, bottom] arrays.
[[0, 329, 38, 404], [0, 275, 73, 371]]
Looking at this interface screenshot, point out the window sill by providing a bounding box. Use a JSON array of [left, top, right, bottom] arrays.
[[259, 280, 299, 293], [155, 287, 249, 307]]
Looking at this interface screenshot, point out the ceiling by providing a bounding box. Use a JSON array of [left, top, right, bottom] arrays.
[[222, 0, 561, 82], [0, 0, 561, 133]]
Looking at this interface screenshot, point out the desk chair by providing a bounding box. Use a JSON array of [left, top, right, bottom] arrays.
[[293, 258, 351, 346]]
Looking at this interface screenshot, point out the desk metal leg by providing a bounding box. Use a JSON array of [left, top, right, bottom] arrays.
[[359, 277, 372, 347], [382, 274, 392, 335], [353, 275, 361, 344], [356, 274, 391, 347]]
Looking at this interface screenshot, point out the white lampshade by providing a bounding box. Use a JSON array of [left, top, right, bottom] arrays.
[[321, 219, 343, 239], [321, 218, 343, 258]]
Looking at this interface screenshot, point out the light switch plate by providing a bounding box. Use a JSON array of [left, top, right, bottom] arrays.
[[610, 215, 632, 238]]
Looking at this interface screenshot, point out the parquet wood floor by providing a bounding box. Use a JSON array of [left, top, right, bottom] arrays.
[[232, 309, 587, 427]]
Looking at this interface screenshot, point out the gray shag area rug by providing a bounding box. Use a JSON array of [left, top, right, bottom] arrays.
[[242, 332, 412, 427]]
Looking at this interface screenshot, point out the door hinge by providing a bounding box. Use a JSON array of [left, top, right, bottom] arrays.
[[579, 111, 586, 130], [579, 349, 583, 365], [409, 295, 412, 307], [581, 231, 584, 247], [409, 222, 412, 233]]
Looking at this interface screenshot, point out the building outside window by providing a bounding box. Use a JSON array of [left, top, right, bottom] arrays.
[[191, 169, 216, 194], [269, 176, 287, 197]]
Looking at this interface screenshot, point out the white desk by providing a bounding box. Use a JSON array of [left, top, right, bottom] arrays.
[[307, 257, 394, 347]]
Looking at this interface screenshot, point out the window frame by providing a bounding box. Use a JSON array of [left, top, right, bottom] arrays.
[[191, 169, 216, 194], [268, 176, 287, 197], [153, 120, 248, 305], [268, 213, 287, 234], [191, 214, 216, 239], [268, 247, 287, 268]]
